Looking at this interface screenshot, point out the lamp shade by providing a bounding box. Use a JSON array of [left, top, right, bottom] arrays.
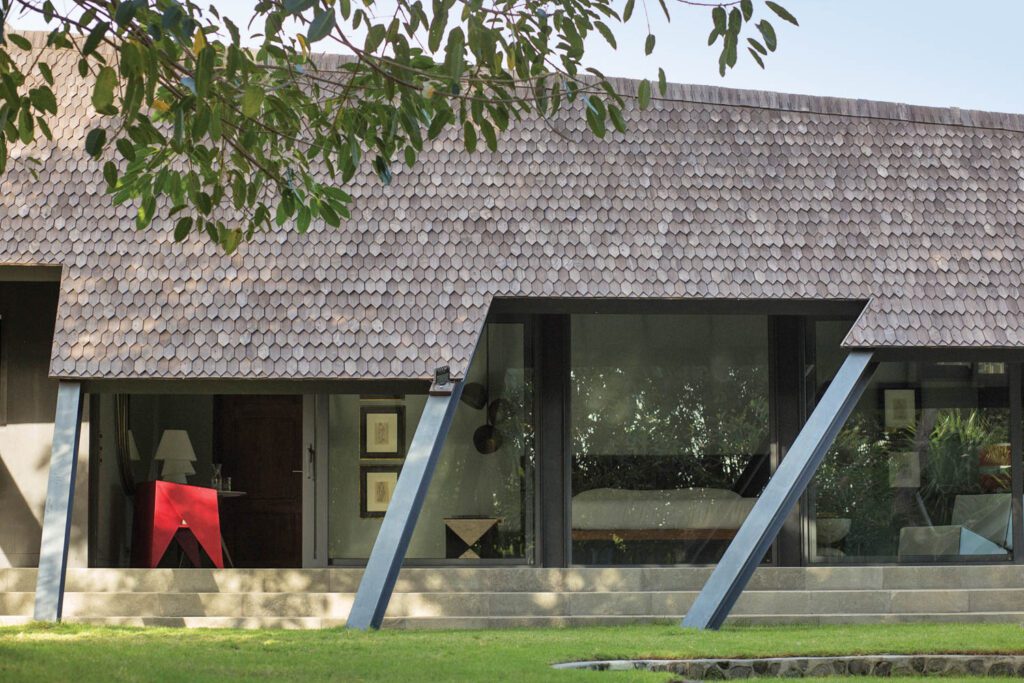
[[154, 429, 197, 484], [127, 430, 141, 462], [154, 430, 197, 462]]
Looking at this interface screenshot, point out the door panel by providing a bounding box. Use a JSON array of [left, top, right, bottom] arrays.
[[215, 395, 303, 567]]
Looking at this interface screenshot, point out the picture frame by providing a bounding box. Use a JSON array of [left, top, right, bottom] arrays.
[[360, 465, 401, 518], [881, 387, 918, 431], [888, 451, 921, 488], [360, 405, 406, 459]]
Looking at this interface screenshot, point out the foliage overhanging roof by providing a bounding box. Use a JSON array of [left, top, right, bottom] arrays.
[[3, 31, 1024, 381]]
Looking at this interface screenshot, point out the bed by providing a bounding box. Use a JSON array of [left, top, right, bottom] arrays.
[[571, 487, 756, 542]]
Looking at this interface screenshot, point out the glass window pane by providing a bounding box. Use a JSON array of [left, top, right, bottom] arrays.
[[327, 323, 535, 562], [810, 322, 1011, 563], [570, 314, 770, 565]]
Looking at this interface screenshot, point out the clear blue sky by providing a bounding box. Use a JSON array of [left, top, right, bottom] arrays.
[[10, 0, 1023, 113]]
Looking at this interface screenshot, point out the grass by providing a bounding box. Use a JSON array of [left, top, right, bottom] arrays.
[[0, 622, 1022, 682]]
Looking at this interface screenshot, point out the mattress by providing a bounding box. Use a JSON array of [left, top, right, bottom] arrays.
[[571, 487, 756, 531]]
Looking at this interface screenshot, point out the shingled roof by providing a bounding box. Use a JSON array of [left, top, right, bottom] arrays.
[[2, 31, 1024, 382]]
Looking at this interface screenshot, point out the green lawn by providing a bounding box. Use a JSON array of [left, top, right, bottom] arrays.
[[0, 622, 1022, 682]]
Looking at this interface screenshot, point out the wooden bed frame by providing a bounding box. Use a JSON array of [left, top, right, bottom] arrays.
[[572, 528, 738, 542]]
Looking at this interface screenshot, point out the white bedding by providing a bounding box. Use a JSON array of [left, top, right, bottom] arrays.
[[571, 487, 756, 531]]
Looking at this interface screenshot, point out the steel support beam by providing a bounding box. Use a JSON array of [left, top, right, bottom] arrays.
[[682, 351, 876, 630], [347, 373, 463, 630], [34, 381, 84, 622]]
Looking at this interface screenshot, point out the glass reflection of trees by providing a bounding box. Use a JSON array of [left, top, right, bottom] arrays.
[[571, 363, 770, 493], [814, 406, 1009, 561]]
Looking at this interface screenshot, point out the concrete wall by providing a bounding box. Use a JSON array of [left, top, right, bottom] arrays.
[[0, 282, 89, 568]]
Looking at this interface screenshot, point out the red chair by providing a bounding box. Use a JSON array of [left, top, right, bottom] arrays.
[[132, 480, 224, 568]]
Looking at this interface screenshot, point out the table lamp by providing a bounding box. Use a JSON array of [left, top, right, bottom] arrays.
[[154, 429, 197, 485]]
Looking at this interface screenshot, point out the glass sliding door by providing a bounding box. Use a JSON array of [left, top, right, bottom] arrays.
[[809, 321, 1013, 563], [569, 314, 771, 565], [326, 322, 535, 563]]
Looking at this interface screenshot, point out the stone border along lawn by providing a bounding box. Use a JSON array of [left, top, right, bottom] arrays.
[[553, 655, 1024, 678]]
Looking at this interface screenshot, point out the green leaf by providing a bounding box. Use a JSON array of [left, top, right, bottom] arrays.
[[644, 34, 655, 56], [712, 6, 726, 32], [29, 87, 57, 114], [608, 104, 626, 134], [585, 102, 605, 139], [765, 1, 799, 26], [136, 194, 156, 229], [92, 67, 117, 114], [478, 117, 497, 151], [748, 47, 765, 68], [114, 0, 138, 26], [7, 33, 31, 50], [758, 20, 777, 51], [637, 79, 651, 110], [427, 110, 449, 140], [658, 68, 667, 96], [623, 0, 635, 22], [86, 126, 107, 156], [38, 62, 54, 86], [296, 206, 311, 233], [728, 8, 741, 35], [283, 0, 316, 15], [307, 9, 336, 43], [463, 120, 477, 152], [102, 160, 118, 187], [428, 8, 448, 53], [365, 24, 386, 53], [741, 0, 753, 21], [748, 37, 768, 55], [82, 21, 108, 57], [195, 46, 214, 97], [242, 85, 264, 117], [17, 105, 33, 144], [116, 138, 136, 161], [595, 22, 616, 49], [445, 27, 465, 81], [173, 216, 193, 242]]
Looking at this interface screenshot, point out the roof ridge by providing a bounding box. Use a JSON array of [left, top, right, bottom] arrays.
[[603, 76, 1024, 135], [10, 28, 1024, 133]]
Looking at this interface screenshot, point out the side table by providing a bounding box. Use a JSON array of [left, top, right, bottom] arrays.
[[444, 516, 501, 559]]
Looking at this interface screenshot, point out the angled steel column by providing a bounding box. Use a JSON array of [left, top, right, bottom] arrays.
[[682, 351, 876, 630], [34, 381, 84, 622], [347, 369, 463, 630]]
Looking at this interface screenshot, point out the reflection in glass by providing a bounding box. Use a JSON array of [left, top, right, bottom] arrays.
[[327, 323, 535, 561], [810, 321, 1012, 563], [570, 314, 770, 565]]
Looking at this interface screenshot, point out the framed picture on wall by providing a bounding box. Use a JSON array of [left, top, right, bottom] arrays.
[[360, 465, 401, 517], [888, 451, 921, 488], [882, 387, 918, 431], [360, 406, 406, 459]]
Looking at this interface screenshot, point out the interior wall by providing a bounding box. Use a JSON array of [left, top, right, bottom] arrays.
[[0, 282, 89, 568], [327, 324, 529, 560]]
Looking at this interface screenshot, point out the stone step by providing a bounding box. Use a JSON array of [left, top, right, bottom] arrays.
[[0, 592, 33, 616], [3, 565, 1022, 594], [3, 587, 1020, 620], [49, 611, 1024, 630]]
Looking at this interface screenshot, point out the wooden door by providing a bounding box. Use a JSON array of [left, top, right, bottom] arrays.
[[215, 395, 303, 567]]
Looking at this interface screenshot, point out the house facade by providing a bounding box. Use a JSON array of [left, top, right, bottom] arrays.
[[1, 32, 1024, 627]]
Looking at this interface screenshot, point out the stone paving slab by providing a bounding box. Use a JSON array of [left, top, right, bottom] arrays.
[[554, 654, 1024, 678]]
